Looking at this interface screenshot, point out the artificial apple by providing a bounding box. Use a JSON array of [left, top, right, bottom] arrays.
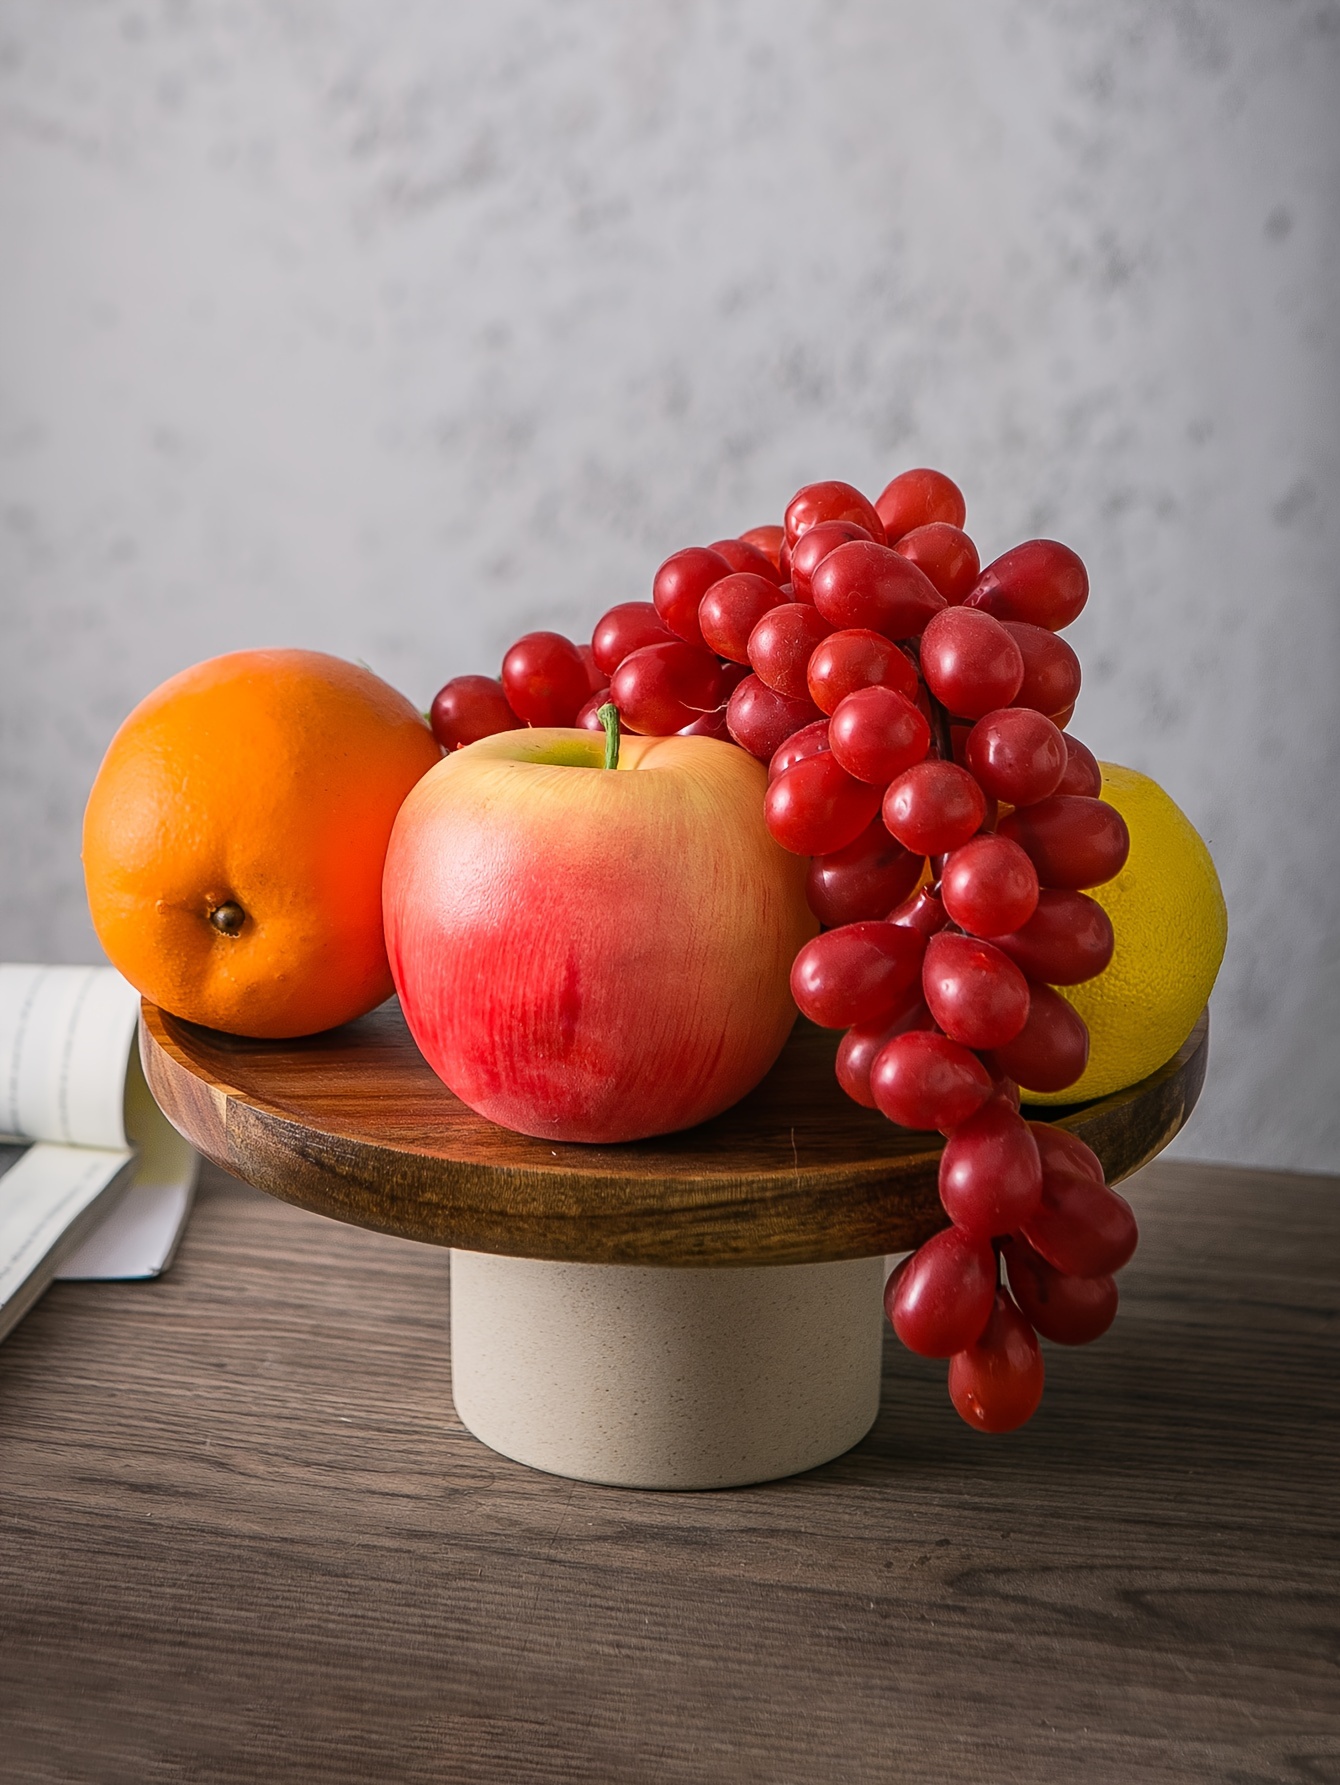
[[383, 727, 818, 1143]]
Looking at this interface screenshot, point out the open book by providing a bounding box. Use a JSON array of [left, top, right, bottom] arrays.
[[0, 965, 198, 1341]]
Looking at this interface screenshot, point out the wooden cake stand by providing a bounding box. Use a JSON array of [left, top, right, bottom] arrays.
[[141, 1001, 1207, 1491]]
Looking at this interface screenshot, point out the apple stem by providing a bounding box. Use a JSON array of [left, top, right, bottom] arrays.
[[597, 701, 621, 771]]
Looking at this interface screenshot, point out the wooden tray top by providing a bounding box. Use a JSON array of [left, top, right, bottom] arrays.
[[140, 1001, 1207, 1268]]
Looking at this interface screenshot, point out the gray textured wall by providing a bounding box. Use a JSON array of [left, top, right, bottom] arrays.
[[2, 2, 1337, 1170]]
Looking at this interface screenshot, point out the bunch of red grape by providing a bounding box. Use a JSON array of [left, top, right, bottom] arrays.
[[429, 467, 1141, 1434]]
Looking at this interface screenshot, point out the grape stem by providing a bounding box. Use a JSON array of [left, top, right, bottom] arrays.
[[903, 637, 955, 764], [597, 701, 622, 772], [905, 636, 955, 890]]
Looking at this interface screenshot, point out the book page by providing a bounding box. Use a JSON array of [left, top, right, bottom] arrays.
[[0, 964, 140, 1147], [0, 1142, 136, 1339], [0, 966, 197, 1315], [55, 1040, 197, 1280]]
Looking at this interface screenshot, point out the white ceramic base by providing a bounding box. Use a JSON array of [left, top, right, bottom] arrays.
[[449, 1250, 887, 1490]]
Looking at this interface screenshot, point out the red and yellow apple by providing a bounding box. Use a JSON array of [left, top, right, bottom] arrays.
[[382, 728, 818, 1142]]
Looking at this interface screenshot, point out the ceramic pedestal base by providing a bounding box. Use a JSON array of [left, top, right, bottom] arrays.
[[449, 1249, 887, 1490]]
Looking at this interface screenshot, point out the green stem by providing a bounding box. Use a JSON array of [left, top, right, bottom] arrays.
[[597, 701, 621, 771]]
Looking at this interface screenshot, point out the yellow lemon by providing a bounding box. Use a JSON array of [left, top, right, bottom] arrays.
[[1026, 763, 1227, 1105]]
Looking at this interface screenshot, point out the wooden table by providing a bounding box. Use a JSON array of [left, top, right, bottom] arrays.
[[1, 1157, 1336, 1783]]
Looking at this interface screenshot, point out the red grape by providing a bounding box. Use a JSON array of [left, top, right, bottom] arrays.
[[940, 835, 1039, 937], [740, 524, 784, 570], [429, 675, 522, 750], [985, 982, 1089, 1093], [938, 1100, 1043, 1238], [888, 886, 950, 943], [698, 574, 788, 664], [992, 889, 1114, 985], [1031, 1122, 1105, 1190], [869, 1030, 993, 1132], [828, 686, 931, 785], [965, 539, 1089, 631], [835, 996, 929, 1106], [652, 547, 732, 646], [575, 688, 612, 730], [893, 523, 980, 605], [577, 644, 604, 693], [1056, 734, 1102, 798], [922, 931, 1030, 1050], [1051, 702, 1076, 731], [1000, 796, 1130, 889], [948, 1289, 1044, 1433], [964, 708, 1067, 807], [875, 468, 966, 542], [769, 718, 830, 782], [610, 641, 721, 735], [790, 921, 925, 1028], [708, 537, 783, 585], [811, 542, 946, 639], [1001, 1236, 1118, 1346], [919, 608, 1025, 720], [784, 480, 885, 548], [806, 628, 919, 714], [748, 603, 834, 700], [883, 761, 987, 856], [1002, 621, 1081, 718], [789, 519, 873, 600], [766, 753, 885, 856], [591, 602, 677, 677], [807, 817, 925, 926], [726, 675, 822, 760], [886, 1227, 997, 1357], [1022, 1156, 1138, 1277], [501, 633, 591, 727]]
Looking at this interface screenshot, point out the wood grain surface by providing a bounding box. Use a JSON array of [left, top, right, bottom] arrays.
[[140, 999, 1208, 1266], [0, 1156, 1336, 1783]]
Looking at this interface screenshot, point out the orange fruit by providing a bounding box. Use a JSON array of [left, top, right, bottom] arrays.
[[83, 649, 442, 1038]]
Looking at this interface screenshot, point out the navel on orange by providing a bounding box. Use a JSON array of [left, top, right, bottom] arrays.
[[83, 649, 442, 1038]]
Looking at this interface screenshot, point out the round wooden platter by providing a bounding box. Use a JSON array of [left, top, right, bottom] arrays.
[[141, 999, 1208, 1269]]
